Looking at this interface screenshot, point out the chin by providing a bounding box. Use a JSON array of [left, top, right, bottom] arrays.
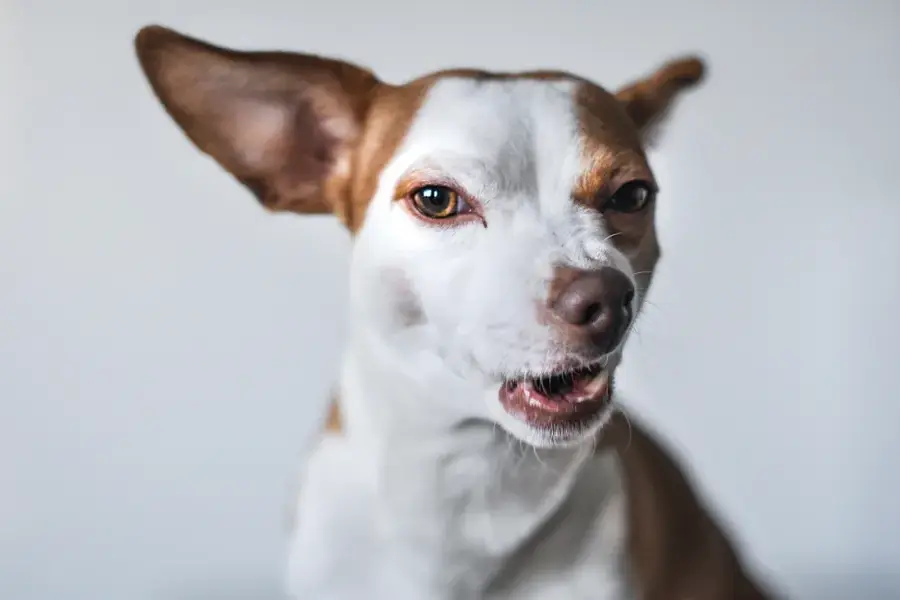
[[488, 361, 617, 449]]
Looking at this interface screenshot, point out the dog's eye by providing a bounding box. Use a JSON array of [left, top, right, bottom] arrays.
[[410, 185, 465, 219], [602, 181, 655, 213]]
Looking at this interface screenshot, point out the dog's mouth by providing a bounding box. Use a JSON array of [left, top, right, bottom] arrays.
[[498, 363, 611, 428]]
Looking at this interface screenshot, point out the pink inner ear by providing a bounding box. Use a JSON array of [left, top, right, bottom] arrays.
[[225, 98, 292, 173]]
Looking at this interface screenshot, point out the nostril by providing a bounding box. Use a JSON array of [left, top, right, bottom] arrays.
[[583, 302, 603, 325], [622, 288, 635, 309]]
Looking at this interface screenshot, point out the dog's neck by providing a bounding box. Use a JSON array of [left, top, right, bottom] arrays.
[[337, 322, 618, 593]]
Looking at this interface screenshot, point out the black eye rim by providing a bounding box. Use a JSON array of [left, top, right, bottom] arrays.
[[601, 180, 657, 214]]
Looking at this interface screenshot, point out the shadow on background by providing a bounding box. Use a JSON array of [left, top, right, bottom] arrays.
[[156, 569, 900, 600]]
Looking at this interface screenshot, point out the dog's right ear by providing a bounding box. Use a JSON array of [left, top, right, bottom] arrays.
[[615, 56, 706, 146], [134, 25, 380, 219]]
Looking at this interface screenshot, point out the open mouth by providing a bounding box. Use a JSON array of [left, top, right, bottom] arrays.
[[498, 363, 611, 428]]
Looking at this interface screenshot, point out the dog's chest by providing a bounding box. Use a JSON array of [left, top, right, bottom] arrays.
[[287, 434, 634, 600], [483, 448, 633, 600]]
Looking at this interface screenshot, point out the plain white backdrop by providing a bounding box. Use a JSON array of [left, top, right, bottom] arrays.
[[3, 1, 899, 599]]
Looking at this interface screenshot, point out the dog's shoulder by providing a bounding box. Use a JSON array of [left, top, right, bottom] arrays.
[[600, 411, 773, 599]]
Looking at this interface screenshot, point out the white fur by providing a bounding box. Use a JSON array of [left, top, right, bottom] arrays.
[[287, 78, 644, 599]]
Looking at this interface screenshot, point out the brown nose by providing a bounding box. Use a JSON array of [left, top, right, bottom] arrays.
[[550, 266, 635, 351]]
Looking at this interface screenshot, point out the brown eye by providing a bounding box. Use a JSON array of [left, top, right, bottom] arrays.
[[411, 185, 463, 219], [602, 180, 655, 213]]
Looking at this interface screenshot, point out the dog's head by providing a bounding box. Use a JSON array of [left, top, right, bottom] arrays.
[[135, 26, 704, 448]]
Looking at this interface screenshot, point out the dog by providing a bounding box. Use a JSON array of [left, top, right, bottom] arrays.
[[134, 25, 777, 600]]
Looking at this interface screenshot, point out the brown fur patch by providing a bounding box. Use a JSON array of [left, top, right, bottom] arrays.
[[324, 397, 343, 433], [574, 83, 656, 256], [599, 413, 772, 599], [614, 56, 705, 140], [343, 81, 433, 231], [134, 26, 381, 218]]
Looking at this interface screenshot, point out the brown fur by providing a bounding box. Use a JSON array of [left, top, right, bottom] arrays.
[[614, 57, 706, 146], [345, 81, 431, 230], [135, 25, 773, 599], [600, 415, 771, 599], [574, 82, 658, 258], [324, 398, 343, 433], [134, 26, 379, 222]]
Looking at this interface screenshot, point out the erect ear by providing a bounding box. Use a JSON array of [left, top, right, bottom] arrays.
[[615, 56, 706, 145], [134, 25, 380, 221]]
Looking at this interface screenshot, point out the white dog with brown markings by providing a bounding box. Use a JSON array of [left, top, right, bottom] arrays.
[[135, 25, 779, 600]]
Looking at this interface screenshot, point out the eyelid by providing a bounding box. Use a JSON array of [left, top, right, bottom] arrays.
[[394, 170, 465, 201], [612, 178, 657, 195]]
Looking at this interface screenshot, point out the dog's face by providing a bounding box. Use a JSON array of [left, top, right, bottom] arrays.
[[136, 26, 704, 447]]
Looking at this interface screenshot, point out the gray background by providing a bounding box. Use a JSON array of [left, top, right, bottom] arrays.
[[3, 0, 899, 599]]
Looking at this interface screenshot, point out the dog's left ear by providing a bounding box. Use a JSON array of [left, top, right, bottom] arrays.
[[134, 25, 380, 220], [615, 56, 706, 145]]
